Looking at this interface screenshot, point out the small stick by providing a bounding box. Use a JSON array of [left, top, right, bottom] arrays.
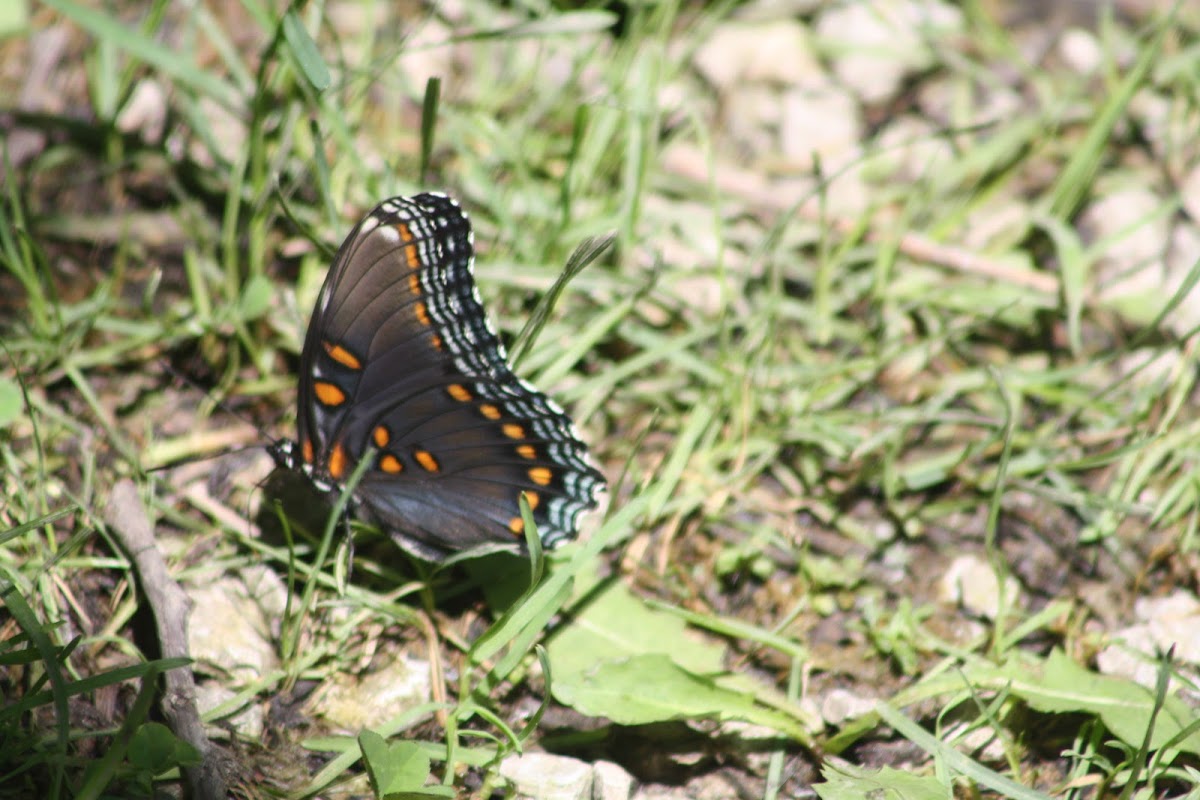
[[105, 479, 230, 800]]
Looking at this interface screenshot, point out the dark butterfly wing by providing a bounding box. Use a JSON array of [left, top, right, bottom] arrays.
[[294, 193, 605, 560]]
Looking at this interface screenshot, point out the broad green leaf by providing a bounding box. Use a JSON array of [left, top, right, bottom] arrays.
[[892, 651, 1200, 757], [547, 575, 724, 676], [816, 762, 946, 800], [359, 731, 453, 799], [1016, 649, 1200, 755], [551, 653, 811, 741], [128, 722, 201, 774]]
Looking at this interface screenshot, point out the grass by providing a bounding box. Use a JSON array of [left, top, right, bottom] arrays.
[[3, 0, 1200, 797]]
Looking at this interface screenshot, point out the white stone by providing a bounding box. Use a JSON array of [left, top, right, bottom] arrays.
[[815, 0, 963, 104], [1081, 186, 1171, 303], [694, 20, 825, 91], [869, 114, 955, 182], [313, 654, 433, 732], [1058, 28, 1104, 75], [1094, 594, 1200, 689], [942, 719, 1006, 762], [1096, 623, 1161, 688], [592, 760, 635, 800], [963, 200, 1032, 251], [397, 19, 456, 96], [1129, 89, 1200, 167], [939, 554, 1020, 619], [1084, 186, 1168, 268], [779, 83, 863, 174], [186, 96, 245, 168], [195, 681, 264, 739], [499, 753, 593, 800], [116, 79, 167, 141], [1164, 222, 1200, 335], [1138, 592, 1200, 665], [820, 688, 877, 725], [187, 577, 278, 682], [240, 564, 290, 633], [725, 84, 787, 156]]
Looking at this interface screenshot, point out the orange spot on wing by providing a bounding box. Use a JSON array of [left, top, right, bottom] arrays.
[[516, 444, 536, 460], [479, 404, 501, 420], [328, 443, 347, 480], [302, 439, 314, 464], [395, 223, 421, 270], [431, 333, 443, 350], [414, 449, 439, 473], [523, 491, 540, 511], [508, 516, 525, 535], [314, 381, 346, 407], [380, 454, 403, 473], [373, 426, 390, 447], [415, 301, 430, 326], [502, 423, 525, 440], [409, 272, 421, 296], [528, 467, 552, 486], [322, 341, 362, 370], [447, 384, 472, 402]]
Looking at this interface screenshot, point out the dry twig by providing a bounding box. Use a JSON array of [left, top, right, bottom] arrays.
[[104, 479, 231, 800]]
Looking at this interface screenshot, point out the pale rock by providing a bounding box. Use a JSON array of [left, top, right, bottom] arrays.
[[1114, 348, 1182, 390], [869, 114, 955, 182], [1137, 592, 1200, 666], [1097, 593, 1200, 691], [915, 74, 1022, 130], [694, 20, 825, 92], [725, 84, 787, 156], [805, 166, 871, 217], [195, 682, 264, 739], [1164, 222, 1200, 334], [820, 688, 877, 724], [327, 0, 388, 38], [1058, 27, 1104, 75], [1081, 186, 1171, 299], [240, 564, 290, 635], [313, 654, 433, 732], [185, 96, 245, 168], [669, 275, 726, 316], [815, 0, 964, 104], [500, 752, 593, 800], [116, 80, 167, 141], [397, 18, 456, 96], [779, 83, 863, 174], [939, 554, 1021, 619], [943, 719, 1006, 762], [592, 760, 635, 800], [187, 576, 279, 682], [963, 200, 1031, 251], [972, 84, 1025, 128], [1095, 622, 1163, 689], [1129, 89, 1200, 168]]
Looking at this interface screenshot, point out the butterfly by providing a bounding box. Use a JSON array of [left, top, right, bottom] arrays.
[[272, 193, 605, 561]]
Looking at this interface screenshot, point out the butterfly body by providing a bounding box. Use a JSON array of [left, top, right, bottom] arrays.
[[278, 193, 605, 561]]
